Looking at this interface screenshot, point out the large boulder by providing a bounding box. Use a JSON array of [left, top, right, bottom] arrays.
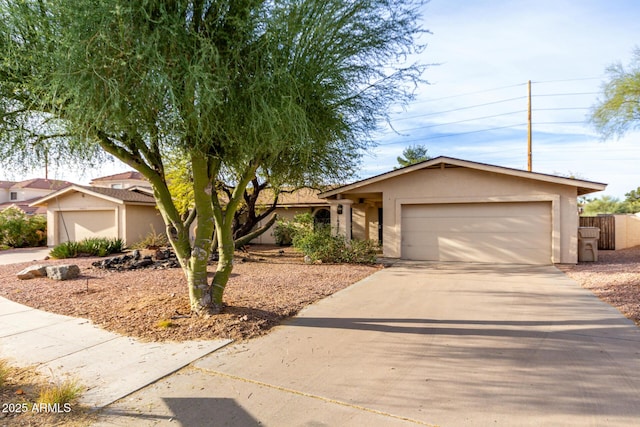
[[16, 265, 48, 280], [46, 264, 80, 281]]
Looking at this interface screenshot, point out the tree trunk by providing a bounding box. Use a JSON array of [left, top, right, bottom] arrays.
[[234, 213, 278, 249]]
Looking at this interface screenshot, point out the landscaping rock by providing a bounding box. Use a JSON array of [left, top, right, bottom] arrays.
[[46, 264, 80, 281], [16, 265, 48, 280], [92, 248, 180, 271]]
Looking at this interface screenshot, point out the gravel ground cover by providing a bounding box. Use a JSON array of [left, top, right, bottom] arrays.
[[0, 245, 379, 342], [1, 245, 638, 344], [557, 245, 640, 325]]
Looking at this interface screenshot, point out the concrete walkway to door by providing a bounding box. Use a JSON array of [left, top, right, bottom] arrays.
[[95, 262, 640, 426]]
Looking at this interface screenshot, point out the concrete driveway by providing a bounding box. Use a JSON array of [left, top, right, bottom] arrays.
[[96, 262, 640, 426]]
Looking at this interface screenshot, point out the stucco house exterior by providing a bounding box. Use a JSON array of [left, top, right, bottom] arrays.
[[250, 188, 331, 245], [319, 156, 607, 264], [0, 178, 72, 215], [89, 171, 150, 190], [31, 185, 164, 246]]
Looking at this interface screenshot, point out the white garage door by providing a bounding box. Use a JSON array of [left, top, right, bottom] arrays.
[[401, 202, 552, 264], [57, 210, 117, 243]]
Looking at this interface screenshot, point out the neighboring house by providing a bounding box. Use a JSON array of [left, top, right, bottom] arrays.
[[90, 171, 150, 189], [31, 185, 165, 247], [250, 188, 331, 245], [319, 156, 607, 265], [0, 178, 73, 215]]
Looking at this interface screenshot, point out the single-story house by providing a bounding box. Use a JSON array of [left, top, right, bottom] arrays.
[[31, 185, 165, 246], [319, 156, 607, 264]]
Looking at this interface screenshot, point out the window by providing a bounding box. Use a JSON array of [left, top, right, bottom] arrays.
[[10, 191, 17, 201], [111, 184, 123, 189]]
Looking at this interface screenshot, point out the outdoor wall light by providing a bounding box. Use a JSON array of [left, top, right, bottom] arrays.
[[337, 204, 343, 214]]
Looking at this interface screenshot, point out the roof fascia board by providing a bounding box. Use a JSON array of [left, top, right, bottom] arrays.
[[319, 156, 606, 198], [30, 185, 126, 207]]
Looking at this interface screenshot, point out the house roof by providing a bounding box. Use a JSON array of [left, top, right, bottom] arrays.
[[90, 171, 146, 183], [3, 178, 72, 191], [30, 185, 156, 207], [256, 187, 329, 207], [319, 156, 607, 198], [0, 198, 46, 215]]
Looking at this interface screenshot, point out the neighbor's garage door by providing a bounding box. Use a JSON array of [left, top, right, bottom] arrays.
[[57, 210, 117, 243], [401, 202, 551, 264]]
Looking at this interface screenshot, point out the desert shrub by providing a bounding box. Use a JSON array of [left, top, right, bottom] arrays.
[[49, 237, 123, 259], [131, 225, 169, 249], [290, 217, 378, 264], [0, 207, 47, 248], [273, 213, 314, 246], [38, 378, 84, 406], [0, 359, 9, 389]]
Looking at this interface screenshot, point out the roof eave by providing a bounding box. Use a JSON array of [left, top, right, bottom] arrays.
[[30, 185, 127, 206], [319, 156, 608, 199]]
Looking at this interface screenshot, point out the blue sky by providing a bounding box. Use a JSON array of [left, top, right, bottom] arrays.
[[368, 0, 640, 199], [3, 0, 639, 199]]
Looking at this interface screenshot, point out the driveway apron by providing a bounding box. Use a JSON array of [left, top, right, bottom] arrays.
[[96, 262, 640, 426]]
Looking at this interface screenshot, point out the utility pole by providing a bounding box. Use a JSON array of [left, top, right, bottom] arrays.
[[527, 80, 532, 172]]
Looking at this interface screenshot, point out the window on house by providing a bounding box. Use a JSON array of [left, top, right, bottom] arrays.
[[10, 192, 17, 200], [111, 184, 123, 189]]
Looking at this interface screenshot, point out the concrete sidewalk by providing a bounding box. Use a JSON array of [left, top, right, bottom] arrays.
[[0, 247, 51, 265], [0, 247, 230, 408], [94, 262, 640, 426], [0, 299, 230, 408]]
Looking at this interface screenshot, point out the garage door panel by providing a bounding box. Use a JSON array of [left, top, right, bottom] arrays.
[[402, 216, 549, 234], [58, 211, 117, 243], [401, 202, 551, 264]]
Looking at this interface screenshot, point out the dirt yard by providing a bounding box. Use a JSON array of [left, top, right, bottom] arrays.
[[557, 245, 640, 325], [0, 246, 380, 342], [1, 245, 639, 344]]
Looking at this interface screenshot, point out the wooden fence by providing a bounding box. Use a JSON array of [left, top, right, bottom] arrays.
[[579, 216, 615, 250]]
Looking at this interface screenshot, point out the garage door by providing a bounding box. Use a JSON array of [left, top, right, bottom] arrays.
[[401, 202, 552, 264], [57, 210, 117, 243]]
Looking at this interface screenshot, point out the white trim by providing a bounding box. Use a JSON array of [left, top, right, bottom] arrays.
[[320, 156, 606, 198]]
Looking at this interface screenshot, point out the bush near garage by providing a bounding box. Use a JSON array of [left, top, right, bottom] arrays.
[[49, 237, 124, 259], [282, 213, 379, 264], [0, 207, 47, 248]]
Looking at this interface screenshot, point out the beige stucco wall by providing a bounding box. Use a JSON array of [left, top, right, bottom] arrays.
[[124, 204, 166, 246], [44, 191, 163, 246], [336, 167, 580, 263], [614, 214, 640, 250], [2, 187, 60, 203]]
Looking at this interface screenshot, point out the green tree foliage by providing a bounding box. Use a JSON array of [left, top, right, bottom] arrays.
[[395, 144, 431, 169], [581, 189, 640, 215], [591, 48, 640, 139], [581, 196, 625, 215], [0, 208, 46, 248], [0, 0, 426, 314]]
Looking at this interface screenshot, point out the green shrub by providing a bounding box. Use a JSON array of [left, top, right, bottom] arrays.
[[49, 237, 123, 259], [131, 225, 168, 249], [0, 207, 47, 248], [292, 224, 378, 265], [274, 213, 314, 246]]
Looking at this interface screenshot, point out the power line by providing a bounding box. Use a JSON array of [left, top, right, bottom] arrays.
[[386, 110, 527, 133], [378, 123, 528, 145], [532, 76, 604, 84], [390, 96, 527, 122], [533, 91, 600, 97], [533, 107, 590, 111], [413, 82, 527, 103]]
